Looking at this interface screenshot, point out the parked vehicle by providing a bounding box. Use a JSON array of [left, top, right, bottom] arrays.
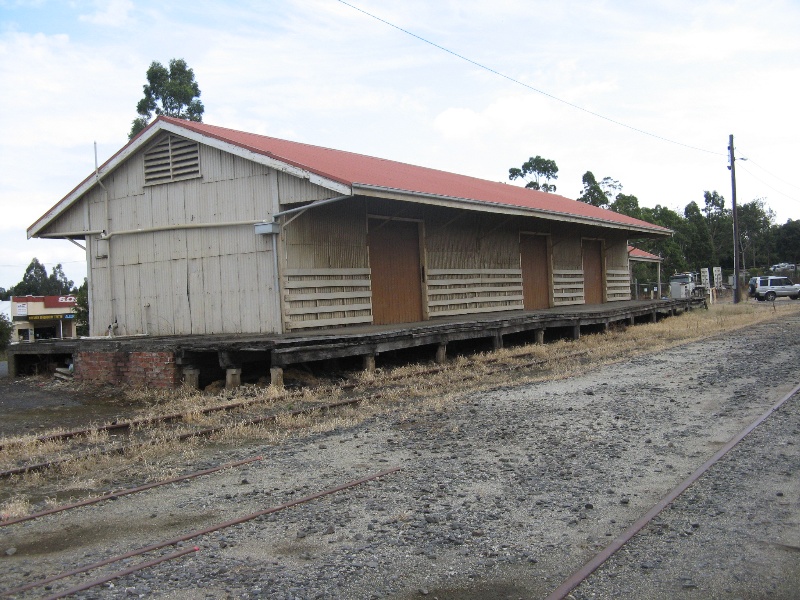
[[748, 276, 800, 301], [769, 263, 796, 272], [669, 272, 705, 299]]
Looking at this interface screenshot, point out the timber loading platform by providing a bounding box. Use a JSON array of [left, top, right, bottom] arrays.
[[7, 298, 700, 388]]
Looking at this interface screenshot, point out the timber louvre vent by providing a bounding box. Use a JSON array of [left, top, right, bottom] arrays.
[[144, 134, 201, 185]]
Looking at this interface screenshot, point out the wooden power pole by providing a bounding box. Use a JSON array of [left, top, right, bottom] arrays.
[[728, 134, 740, 304]]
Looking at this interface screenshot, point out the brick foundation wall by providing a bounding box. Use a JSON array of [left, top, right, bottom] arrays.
[[74, 351, 180, 388]]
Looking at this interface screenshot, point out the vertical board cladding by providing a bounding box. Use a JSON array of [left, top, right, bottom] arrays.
[[425, 210, 523, 317], [605, 237, 632, 301], [86, 139, 283, 336], [277, 171, 338, 205], [282, 199, 372, 330], [74, 351, 180, 388], [551, 235, 585, 306]]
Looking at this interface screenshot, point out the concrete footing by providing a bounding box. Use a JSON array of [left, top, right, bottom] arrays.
[[270, 366, 284, 389], [362, 354, 376, 373], [183, 367, 200, 390], [435, 343, 447, 364], [226, 368, 242, 388]]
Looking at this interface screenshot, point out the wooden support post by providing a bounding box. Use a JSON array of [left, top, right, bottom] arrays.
[[534, 329, 544, 345], [182, 366, 200, 390], [362, 354, 376, 373], [226, 368, 242, 389], [7, 352, 17, 378], [602, 320, 609, 333], [628, 316, 635, 326], [270, 366, 284, 389], [492, 332, 503, 350], [435, 343, 447, 364], [572, 324, 581, 340], [651, 311, 657, 323]]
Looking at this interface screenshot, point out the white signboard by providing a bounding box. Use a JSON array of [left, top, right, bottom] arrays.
[[700, 269, 710, 288], [713, 267, 723, 289], [17, 302, 27, 317]]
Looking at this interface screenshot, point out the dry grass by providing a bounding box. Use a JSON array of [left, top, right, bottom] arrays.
[[2, 302, 798, 517]]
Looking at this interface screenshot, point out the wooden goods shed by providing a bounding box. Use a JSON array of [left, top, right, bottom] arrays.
[[28, 116, 671, 340]]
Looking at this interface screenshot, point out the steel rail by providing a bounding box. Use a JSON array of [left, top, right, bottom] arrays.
[[1, 344, 594, 481], [42, 546, 200, 600], [544, 381, 800, 600], [1, 347, 589, 479], [0, 456, 261, 528], [0, 397, 362, 479], [0, 466, 402, 597]]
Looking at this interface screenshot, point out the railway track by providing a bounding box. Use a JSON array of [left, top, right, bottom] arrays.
[[0, 312, 798, 598], [544, 381, 800, 600], [0, 467, 401, 599], [0, 346, 589, 482]]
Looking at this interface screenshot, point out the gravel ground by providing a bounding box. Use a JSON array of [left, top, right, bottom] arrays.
[[1, 314, 799, 599]]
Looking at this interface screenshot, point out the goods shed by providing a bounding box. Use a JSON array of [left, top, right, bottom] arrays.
[[29, 116, 670, 339]]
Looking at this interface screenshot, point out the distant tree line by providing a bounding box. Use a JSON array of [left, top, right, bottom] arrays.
[[0, 258, 76, 300], [509, 157, 798, 279], [0, 258, 88, 338]]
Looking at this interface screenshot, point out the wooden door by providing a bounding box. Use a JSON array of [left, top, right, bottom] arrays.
[[582, 239, 604, 304], [520, 234, 550, 310], [368, 219, 424, 324]]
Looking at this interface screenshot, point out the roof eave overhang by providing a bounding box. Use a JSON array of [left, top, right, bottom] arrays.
[[353, 184, 672, 238], [28, 119, 353, 239]]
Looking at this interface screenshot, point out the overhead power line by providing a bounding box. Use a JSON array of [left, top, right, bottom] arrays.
[[337, 0, 724, 156], [736, 163, 800, 207], [736, 151, 800, 192]]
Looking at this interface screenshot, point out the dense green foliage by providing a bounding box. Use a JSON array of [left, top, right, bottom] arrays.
[[1, 258, 76, 299], [129, 58, 204, 139], [509, 157, 794, 280], [74, 279, 89, 336], [508, 156, 559, 192], [0, 313, 11, 351]]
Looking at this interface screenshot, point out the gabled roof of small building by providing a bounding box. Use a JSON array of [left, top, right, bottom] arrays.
[[29, 116, 671, 238], [628, 245, 662, 262]]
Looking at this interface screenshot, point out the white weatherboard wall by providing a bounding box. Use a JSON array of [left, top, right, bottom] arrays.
[[41, 134, 339, 336]]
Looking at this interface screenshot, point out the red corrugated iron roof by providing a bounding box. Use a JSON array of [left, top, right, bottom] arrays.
[[628, 245, 662, 261], [158, 116, 670, 234], [30, 115, 671, 236]]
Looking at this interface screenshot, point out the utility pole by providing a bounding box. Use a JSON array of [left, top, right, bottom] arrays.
[[728, 134, 740, 304]]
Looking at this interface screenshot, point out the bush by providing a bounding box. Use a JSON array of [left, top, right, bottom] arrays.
[[0, 313, 12, 351]]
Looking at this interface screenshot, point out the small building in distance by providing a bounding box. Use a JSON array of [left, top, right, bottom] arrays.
[[28, 116, 671, 340], [10, 295, 77, 342]]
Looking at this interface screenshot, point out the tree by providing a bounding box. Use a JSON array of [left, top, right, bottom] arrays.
[[701, 191, 731, 267], [682, 201, 714, 271], [74, 279, 89, 337], [129, 58, 204, 139], [775, 219, 800, 266], [610, 193, 642, 220], [508, 156, 559, 192], [0, 313, 12, 351], [737, 199, 774, 270], [577, 171, 610, 208], [7, 258, 75, 297], [639, 204, 689, 276]]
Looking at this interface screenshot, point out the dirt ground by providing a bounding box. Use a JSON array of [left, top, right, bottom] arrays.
[[0, 373, 146, 437], [1, 304, 799, 599]]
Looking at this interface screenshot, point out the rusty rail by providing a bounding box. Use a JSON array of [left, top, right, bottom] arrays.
[[544, 381, 800, 600], [0, 456, 261, 527], [1, 466, 402, 598]]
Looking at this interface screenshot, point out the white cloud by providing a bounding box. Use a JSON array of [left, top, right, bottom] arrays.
[[78, 0, 134, 27]]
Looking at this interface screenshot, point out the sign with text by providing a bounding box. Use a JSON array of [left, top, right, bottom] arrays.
[[713, 267, 723, 289]]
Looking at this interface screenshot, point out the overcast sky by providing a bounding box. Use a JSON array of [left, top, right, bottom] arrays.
[[2, 0, 799, 290]]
